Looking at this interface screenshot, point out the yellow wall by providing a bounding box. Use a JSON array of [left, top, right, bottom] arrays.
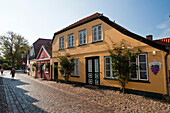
[[52, 19, 168, 94]]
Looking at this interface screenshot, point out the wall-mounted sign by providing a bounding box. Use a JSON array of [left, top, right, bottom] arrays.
[[149, 60, 162, 75]]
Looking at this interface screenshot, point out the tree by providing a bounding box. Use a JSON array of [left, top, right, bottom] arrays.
[[58, 53, 75, 83], [109, 39, 141, 94], [0, 31, 29, 68]]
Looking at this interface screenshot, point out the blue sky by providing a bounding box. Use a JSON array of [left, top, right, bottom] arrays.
[[0, 0, 169, 45]]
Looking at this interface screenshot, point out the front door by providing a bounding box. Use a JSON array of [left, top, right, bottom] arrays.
[[54, 62, 58, 81], [41, 63, 44, 79], [86, 57, 100, 86]]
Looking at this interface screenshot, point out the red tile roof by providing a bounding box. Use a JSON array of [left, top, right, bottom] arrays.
[[154, 37, 170, 47], [52, 13, 168, 52]]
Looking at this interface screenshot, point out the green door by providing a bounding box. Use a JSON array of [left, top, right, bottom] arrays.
[[41, 64, 44, 79]]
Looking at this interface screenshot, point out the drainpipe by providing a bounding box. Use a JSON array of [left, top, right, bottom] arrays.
[[165, 47, 170, 96]]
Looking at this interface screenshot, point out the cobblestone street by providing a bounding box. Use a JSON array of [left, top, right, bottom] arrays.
[[0, 71, 170, 113]]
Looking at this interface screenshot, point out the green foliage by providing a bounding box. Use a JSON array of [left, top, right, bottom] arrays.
[[109, 39, 141, 94], [58, 53, 75, 83], [45, 63, 50, 68], [3, 63, 12, 70], [0, 31, 29, 68]]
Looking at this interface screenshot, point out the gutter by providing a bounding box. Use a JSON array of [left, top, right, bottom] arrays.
[[165, 47, 170, 96]]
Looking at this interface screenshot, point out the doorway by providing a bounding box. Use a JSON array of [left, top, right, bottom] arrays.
[[41, 63, 44, 79], [54, 62, 58, 81], [86, 56, 100, 86]]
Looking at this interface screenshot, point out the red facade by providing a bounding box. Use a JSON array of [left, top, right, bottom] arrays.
[[36, 46, 51, 80]]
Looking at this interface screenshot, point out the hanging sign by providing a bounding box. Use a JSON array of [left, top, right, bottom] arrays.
[[149, 60, 162, 75]]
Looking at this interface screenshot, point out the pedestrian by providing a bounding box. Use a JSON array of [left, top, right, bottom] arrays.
[[10, 68, 15, 79], [1, 68, 4, 75]]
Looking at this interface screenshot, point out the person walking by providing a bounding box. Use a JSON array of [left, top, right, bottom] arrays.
[[1, 68, 4, 75], [10, 68, 15, 79]]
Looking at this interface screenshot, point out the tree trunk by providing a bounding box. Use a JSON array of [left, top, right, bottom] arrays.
[[122, 87, 125, 94], [12, 58, 15, 68]]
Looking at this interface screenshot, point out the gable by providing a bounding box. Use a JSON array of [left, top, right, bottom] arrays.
[[37, 46, 51, 60]]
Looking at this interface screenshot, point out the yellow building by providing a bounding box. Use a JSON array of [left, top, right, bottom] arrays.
[[51, 13, 170, 98]]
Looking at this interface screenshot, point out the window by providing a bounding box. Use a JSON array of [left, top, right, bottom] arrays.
[[59, 37, 64, 49], [30, 46, 34, 56], [72, 59, 79, 76], [131, 54, 148, 81], [104, 56, 117, 78], [79, 30, 86, 45], [93, 25, 102, 42], [38, 64, 40, 72], [45, 66, 48, 73], [68, 34, 74, 47]]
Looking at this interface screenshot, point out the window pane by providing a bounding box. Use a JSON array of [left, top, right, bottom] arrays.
[[72, 35, 74, 46], [106, 64, 110, 70], [62, 38, 64, 48], [98, 26, 102, 40], [140, 63, 146, 70], [79, 33, 82, 44], [131, 71, 137, 79], [88, 60, 92, 72], [106, 71, 110, 77], [105, 57, 110, 63], [140, 72, 147, 79], [68, 36, 71, 47], [95, 59, 99, 72], [83, 31, 86, 43], [139, 55, 146, 62], [93, 27, 97, 41]]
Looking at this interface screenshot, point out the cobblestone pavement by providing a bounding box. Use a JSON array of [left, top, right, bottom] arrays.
[[0, 71, 170, 113]]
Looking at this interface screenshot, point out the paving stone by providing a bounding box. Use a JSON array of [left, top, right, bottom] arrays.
[[0, 71, 169, 113]]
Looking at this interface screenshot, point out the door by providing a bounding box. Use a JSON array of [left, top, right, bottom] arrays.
[[54, 62, 58, 81], [86, 57, 100, 86], [41, 63, 44, 79]]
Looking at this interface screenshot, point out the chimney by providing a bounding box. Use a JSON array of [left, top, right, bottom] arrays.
[[146, 35, 153, 40]]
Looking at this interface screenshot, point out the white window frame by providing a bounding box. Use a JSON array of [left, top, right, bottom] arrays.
[[138, 54, 148, 81], [104, 56, 117, 79], [59, 37, 64, 49], [79, 30, 86, 45], [68, 34, 74, 47], [131, 53, 148, 81], [72, 59, 79, 76], [93, 25, 102, 42]]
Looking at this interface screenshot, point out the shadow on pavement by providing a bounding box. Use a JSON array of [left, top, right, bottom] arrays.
[[0, 76, 47, 113]]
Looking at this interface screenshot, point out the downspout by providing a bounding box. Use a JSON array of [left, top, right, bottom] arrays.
[[165, 47, 170, 96]]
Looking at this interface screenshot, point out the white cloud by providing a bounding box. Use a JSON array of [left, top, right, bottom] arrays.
[[156, 20, 170, 29], [156, 23, 168, 29]]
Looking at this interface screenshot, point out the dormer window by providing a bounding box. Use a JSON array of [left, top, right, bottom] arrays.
[[93, 25, 102, 42]]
